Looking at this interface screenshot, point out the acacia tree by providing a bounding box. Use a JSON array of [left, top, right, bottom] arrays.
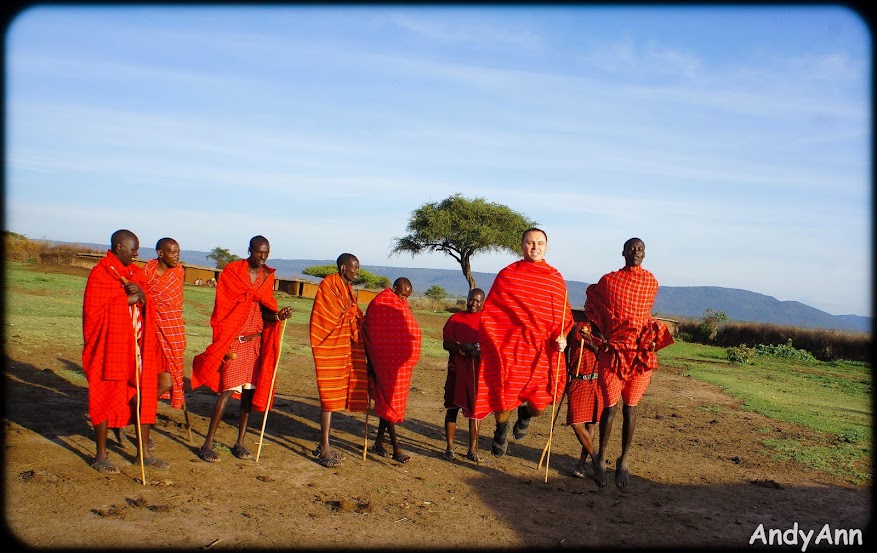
[[391, 194, 537, 290], [302, 264, 390, 289], [206, 247, 241, 270]]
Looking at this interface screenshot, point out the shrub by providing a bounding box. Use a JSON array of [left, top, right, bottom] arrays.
[[727, 344, 756, 365], [755, 339, 817, 362]]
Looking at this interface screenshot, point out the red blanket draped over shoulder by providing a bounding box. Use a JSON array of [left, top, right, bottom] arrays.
[[585, 265, 674, 380], [473, 259, 573, 420], [363, 288, 422, 423], [309, 273, 369, 412], [442, 309, 481, 417], [82, 251, 160, 426], [191, 259, 282, 412], [143, 260, 187, 409]]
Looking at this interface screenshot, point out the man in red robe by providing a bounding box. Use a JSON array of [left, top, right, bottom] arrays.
[[473, 228, 574, 457], [309, 253, 369, 468], [191, 236, 292, 463], [82, 229, 166, 474], [363, 277, 422, 464], [564, 304, 602, 479], [142, 238, 187, 456], [588, 237, 674, 488], [441, 287, 485, 463]]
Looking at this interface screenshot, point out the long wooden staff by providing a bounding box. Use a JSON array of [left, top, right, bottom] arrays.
[[538, 333, 583, 470], [256, 317, 288, 462], [181, 394, 193, 442], [471, 355, 480, 468], [110, 265, 147, 486], [542, 291, 569, 483], [362, 393, 370, 461]]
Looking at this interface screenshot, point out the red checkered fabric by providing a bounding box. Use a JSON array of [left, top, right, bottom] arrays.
[[442, 310, 481, 416], [191, 259, 283, 412], [82, 251, 159, 426], [143, 260, 186, 409], [309, 273, 369, 413], [586, 266, 674, 381], [473, 260, 573, 420], [220, 299, 264, 390], [565, 322, 602, 425], [363, 288, 422, 423], [599, 368, 652, 407]]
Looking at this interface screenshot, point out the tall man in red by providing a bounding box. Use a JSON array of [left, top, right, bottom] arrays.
[[309, 253, 370, 468], [441, 287, 485, 463], [82, 229, 167, 474], [191, 236, 292, 463], [142, 238, 187, 452], [588, 237, 674, 488], [363, 277, 422, 464], [473, 228, 573, 457]]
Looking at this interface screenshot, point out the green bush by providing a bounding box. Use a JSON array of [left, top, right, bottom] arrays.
[[755, 339, 817, 362], [727, 344, 756, 365]]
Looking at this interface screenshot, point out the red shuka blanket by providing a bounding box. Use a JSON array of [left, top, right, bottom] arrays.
[[442, 309, 482, 417], [473, 259, 573, 420], [309, 273, 369, 412], [363, 288, 422, 423], [585, 265, 674, 380], [82, 251, 160, 426], [143, 260, 187, 409], [191, 259, 283, 412]]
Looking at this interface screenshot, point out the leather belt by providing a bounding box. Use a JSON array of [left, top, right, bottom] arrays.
[[237, 332, 262, 343], [569, 372, 598, 381]]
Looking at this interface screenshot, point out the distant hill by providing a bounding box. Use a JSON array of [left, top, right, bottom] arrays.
[[48, 242, 872, 333]]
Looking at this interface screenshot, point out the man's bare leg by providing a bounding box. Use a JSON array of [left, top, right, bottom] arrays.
[[616, 404, 637, 489], [199, 390, 233, 461], [593, 404, 617, 487]]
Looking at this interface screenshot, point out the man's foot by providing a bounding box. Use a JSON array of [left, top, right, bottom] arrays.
[[147, 438, 156, 452], [464, 451, 481, 463], [143, 456, 171, 470], [571, 465, 586, 479], [392, 451, 411, 464], [491, 421, 510, 456], [231, 444, 253, 460], [615, 456, 630, 489], [112, 428, 127, 447], [197, 447, 220, 463], [593, 454, 607, 487], [317, 455, 341, 468], [369, 444, 392, 458], [442, 448, 455, 461], [91, 458, 120, 474], [512, 406, 532, 440]]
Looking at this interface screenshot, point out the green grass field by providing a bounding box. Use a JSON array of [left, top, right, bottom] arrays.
[[4, 261, 871, 484]]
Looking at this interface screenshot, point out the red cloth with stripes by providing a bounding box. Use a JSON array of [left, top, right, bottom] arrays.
[[82, 251, 160, 427], [363, 288, 422, 424], [191, 259, 283, 412], [143, 260, 186, 409], [586, 265, 674, 381], [442, 309, 482, 417], [309, 273, 369, 413], [473, 259, 574, 420], [564, 321, 602, 425]]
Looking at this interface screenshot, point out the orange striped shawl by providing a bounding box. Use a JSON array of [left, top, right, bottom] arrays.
[[309, 273, 369, 412], [143, 260, 186, 409]]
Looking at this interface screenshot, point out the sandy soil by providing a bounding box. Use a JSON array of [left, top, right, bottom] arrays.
[[3, 264, 872, 549]]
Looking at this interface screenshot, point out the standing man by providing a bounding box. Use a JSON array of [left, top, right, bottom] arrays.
[[589, 237, 674, 488], [309, 253, 370, 468], [441, 288, 485, 463], [82, 229, 167, 473], [191, 236, 292, 463], [472, 228, 573, 457], [363, 277, 422, 464], [142, 237, 187, 453]]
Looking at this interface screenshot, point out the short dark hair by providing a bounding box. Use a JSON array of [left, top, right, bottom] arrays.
[[521, 227, 547, 242], [155, 237, 177, 251], [249, 235, 269, 251], [110, 229, 137, 249], [337, 253, 357, 271], [623, 237, 644, 250]]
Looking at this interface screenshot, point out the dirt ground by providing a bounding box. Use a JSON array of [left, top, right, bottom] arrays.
[[3, 264, 872, 550]]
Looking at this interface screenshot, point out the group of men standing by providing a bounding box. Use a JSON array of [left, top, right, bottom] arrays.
[[81, 227, 672, 488]]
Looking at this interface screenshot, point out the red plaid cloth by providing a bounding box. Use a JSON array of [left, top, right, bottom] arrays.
[[473, 260, 573, 420], [565, 322, 602, 424], [309, 273, 369, 412], [442, 310, 481, 416], [82, 251, 160, 426], [143, 260, 186, 409], [586, 266, 674, 381], [363, 288, 422, 423], [191, 259, 283, 412]]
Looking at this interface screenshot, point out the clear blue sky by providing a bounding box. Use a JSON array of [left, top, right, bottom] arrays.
[[4, 5, 871, 316]]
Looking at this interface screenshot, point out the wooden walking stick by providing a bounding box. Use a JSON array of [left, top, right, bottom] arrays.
[[537, 333, 583, 470], [471, 356, 480, 468], [181, 393, 193, 442], [256, 317, 288, 462], [362, 395, 370, 461], [542, 291, 569, 483], [109, 265, 147, 486]]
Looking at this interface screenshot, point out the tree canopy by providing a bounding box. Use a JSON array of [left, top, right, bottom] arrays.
[[390, 194, 537, 289], [206, 247, 241, 270]]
